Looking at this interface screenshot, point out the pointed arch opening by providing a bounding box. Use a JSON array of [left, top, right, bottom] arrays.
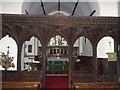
[[97, 36, 114, 58], [73, 36, 94, 82], [48, 35, 68, 46], [21, 36, 42, 72], [46, 35, 69, 74], [74, 36, 93, 56], [0, 35, 18, 71], [97, 36, 117, 82]]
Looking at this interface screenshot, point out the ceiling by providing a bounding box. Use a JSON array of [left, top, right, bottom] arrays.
[[1, 0, 119, 17], [21, 1, 100, 16]]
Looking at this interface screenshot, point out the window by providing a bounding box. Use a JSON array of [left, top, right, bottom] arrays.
[[49, 35, 67, 46], [28, 45, 32, 53]]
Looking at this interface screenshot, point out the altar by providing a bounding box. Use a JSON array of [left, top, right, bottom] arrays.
[[47, 58, 69, 74]]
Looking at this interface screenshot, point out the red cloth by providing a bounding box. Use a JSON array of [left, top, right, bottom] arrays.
[[46, 76, 68, 89]]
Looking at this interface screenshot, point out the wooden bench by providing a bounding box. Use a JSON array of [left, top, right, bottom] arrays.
[[74, 82, 120, 89], [0, 82, 41, 89]]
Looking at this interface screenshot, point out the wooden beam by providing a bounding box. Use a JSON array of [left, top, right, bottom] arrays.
[[89, 10, 96, 16], [58, 0, 60, 11], [71, 0, 79, 16], [1, 82, 41, 89], [25, 10, 29, 14], [40, 0, 46, 15]]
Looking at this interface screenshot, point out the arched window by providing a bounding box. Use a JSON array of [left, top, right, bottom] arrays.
[[49, 35, 67, 46]]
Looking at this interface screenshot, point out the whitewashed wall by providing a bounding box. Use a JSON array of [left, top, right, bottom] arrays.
[[99, 2, 118, 17], [21, 37, 41, 70], [97, 37, 114, 58], [74, 37, 93, 56]]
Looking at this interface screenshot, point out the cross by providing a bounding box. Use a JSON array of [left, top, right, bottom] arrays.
[[7, 46, 10, 54]]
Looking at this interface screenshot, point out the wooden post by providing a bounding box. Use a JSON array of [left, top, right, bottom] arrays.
[[117, 30, 120, 83], [41, 46, 47, 88], [118, 51, 120, 83], [68, 45, 73, 88], [117, 44, 120, 83], [4, 69, 7, 81], [17, 44, 22, 81], [93, 45, 98, 82]]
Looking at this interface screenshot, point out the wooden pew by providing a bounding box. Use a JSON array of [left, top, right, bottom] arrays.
[[74, 82, 120, 89], [0, 82, 41, 89]]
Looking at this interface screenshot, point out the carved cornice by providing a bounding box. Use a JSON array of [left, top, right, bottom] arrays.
[[1, 14, 120, 47], [1, 14, 120, 27]]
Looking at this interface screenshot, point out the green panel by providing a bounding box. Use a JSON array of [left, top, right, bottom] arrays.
[[47, 61, 69, 73], [64, 61, 69, 72], [54, 61, 63, 71], [48, 61, 54, 71], [48, 61, 52, 64], [54, 61, 63, 64], [65, 61, 68, 64], [108, 52, 117, 61]]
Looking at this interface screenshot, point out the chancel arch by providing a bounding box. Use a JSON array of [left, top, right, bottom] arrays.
[[46, 35, 69, 74], [0, 35, 18, 70]]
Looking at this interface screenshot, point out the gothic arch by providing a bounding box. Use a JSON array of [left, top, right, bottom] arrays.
[[2, 24, 15, 41], [0, 35, 18, 70], [97, 36, 115, 58], [21, 36, 42, 71], [74, 36, 93, 56], [96, 27, 118, 45], [74, 30, 92, 46]]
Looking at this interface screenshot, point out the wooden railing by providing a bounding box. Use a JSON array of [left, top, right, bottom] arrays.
[[74, 82, 120, 89], [1, 71, 42, 82], [1, 82, 41, 89]]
